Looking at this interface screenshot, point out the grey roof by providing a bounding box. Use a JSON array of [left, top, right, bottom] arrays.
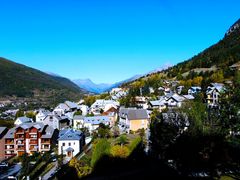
[[149, 100, 166, 106], [4, 127, 16, 139], [183, 95, 195, 100], [73, 115, 84, 120], [0, 127, 7, 135], [65, 101, 78, 109], [58, 129, 83, 141], [38, 109, 51, 116], [206, 83, 225, 95], [83, 116, 110, 125], [41, 126, 55, 139], [16, 122, 45, 132], [55, 103, 69, 110], [16, 116, 32, 123], [171, 94, 186, 102], [127, 109, 148, 120]]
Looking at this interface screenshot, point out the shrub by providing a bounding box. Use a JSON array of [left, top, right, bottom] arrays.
[[110, 145, 130, 158], [91, 139, 110, 167], [128, 137, 142, 154]]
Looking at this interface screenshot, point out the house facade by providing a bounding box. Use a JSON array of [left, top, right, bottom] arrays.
[[4, 123, 58, 157], [119, 108, 149, 133], [58, 129, 85, 158], [36, 109, 51, 122], [43, 114, 70, 130], [0, 127, 8, 161], [206, 83, 225, 107]]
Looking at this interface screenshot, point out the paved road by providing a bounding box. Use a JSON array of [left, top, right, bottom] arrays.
[[0, 163, 21, 180], [42, 137, 92, 180], [42, 162, 57, 180]]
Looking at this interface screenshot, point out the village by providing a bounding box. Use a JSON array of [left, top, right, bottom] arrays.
[[0, 79, 228, 179]]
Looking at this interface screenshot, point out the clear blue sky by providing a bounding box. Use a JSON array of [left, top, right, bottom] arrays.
[[0, 0, 239, 83]]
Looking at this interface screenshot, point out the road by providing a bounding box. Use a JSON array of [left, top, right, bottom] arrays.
[[42, 137, 92, 180], [0, 163, 21, 180], [42, 162, 57, 180]]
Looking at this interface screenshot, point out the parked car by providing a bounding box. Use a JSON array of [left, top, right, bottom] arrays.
[[7, 176, 17, 180], [0, 162, 8, 167]]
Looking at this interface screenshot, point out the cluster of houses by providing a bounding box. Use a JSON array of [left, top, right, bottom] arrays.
[[148, 82, 226, 112], [0, 96, 150, 161], [0, 83, 227, 161]]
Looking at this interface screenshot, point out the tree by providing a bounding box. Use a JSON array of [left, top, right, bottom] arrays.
[[111, 145, 129, 158], [25, 111, 36, 121], [15, 109, 24, 119], [91, 139, 110, 167], [117, 134, 128, 148], [97, 123, 111, 138], [74, 110, 82, 116]]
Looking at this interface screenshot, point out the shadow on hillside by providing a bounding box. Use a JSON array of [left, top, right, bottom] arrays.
[[83, 143, 181, 180]]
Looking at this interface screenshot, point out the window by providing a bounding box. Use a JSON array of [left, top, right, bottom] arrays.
[[63, 143, 65, 146], [69, 143, 71, 146]]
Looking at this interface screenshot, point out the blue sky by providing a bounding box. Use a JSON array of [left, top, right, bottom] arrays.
[[0, 0, 239, 83]]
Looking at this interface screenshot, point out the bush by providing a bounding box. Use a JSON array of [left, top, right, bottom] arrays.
[[91, 139, 110, 167], [128, 137, 142, 154], [111, 145, 130, 158]]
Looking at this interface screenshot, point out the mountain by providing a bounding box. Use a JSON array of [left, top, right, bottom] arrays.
[[73, 79, 112, 94], [73, 75, 142, 94], [123, 18, 240, 90], [0, 58, 85, 105], [161, 18, 240, 79]]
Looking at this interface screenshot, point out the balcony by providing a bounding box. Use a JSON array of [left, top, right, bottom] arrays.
[[41, 145, 50, 151], [29, 131, 37, 134], [16, 141, 24, 145], [5, 145, 14, 150], [16, 147, 25, 151], [30, 140, 38, 144], [16, 131, 24, 134], [5, 151, 15, 156], [5, 140, 14, 145], [41, 140, 50, 144], [16, 135, 25, 140], [29, 146, 38, 151], [30, 135, 38, 139]]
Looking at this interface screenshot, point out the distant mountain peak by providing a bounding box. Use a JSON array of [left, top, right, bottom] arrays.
[[73, 75, 142, 94], [226, 18, 240, 36]]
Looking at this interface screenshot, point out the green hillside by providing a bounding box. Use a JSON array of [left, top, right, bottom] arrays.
[[124, 19, 240, 90], [0, 57, 85, 104], [166, 18, 240, 78]]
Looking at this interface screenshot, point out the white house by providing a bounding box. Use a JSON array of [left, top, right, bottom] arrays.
[[135, 96, 148, 109], [14, 117, 33, 126], [110, 88, 123, 95], [149, 97, 167, 112], [188, 86, 202, 95], [36, 109, 51, 122], [43, 114, 71, 130], [73, 115, 85, 130], [83, 116, 110, 133], [58, 129, 85, 158], [166, 94, 186, 107], [206, 83, 225, 107], [78, 105, 89, 116], [91, 100, 120, 115], [65, 101, 78, 111], [53, 103, 70, 116]]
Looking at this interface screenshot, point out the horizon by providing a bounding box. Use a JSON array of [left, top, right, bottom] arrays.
[[0, 0, 239, 83]]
